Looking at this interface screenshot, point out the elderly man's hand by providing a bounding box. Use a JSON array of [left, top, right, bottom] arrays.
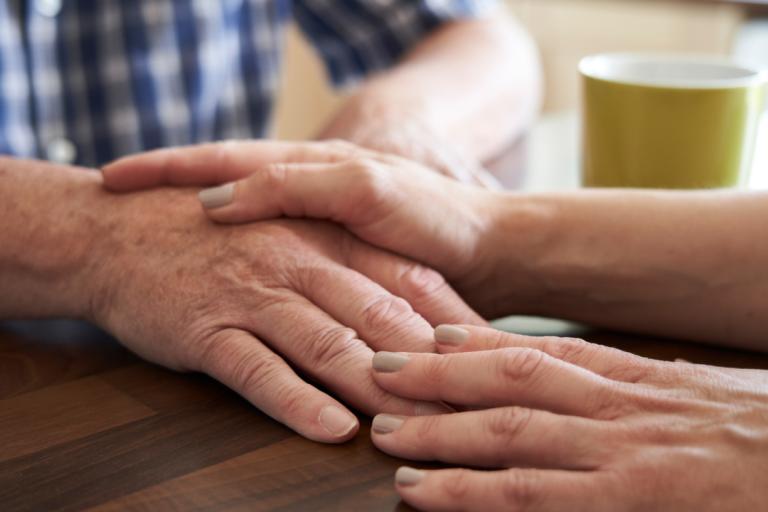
[[85, 185, 483, 443]]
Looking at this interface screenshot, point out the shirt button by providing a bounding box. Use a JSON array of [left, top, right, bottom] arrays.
[[35, 0, 63, 17], [46, 138, 77, 165]]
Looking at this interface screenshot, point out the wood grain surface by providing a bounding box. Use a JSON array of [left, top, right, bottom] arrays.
[[3, 320, 768, 512]]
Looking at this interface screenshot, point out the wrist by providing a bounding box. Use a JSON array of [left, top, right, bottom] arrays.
[[321, 93, 488, 187], [33, 169, 107, 320], [469, 192, 560, 318], [319, 85, 452, 156], [321, 92, 432, 143], [0, 159, 106, 319]]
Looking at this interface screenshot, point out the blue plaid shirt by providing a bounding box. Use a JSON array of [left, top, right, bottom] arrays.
[[0, 0, 490, 167]]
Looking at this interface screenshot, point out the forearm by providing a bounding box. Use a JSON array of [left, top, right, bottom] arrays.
[[320, 15, 541, 162], [483, 190, 768, 350], [0, 157, 103, 319]]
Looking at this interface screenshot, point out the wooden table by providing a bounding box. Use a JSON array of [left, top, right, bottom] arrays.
[[3, 322, 768, 512], [3, 118, 768, 510]]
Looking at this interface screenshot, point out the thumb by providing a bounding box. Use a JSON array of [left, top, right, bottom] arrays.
[[101, 140, 356, 192]]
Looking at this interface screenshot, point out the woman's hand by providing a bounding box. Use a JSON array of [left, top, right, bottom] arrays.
[[102, 140, 508, 311], [369, 325, 768, 511]]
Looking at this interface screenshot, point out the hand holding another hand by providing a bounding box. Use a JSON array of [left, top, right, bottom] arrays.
[[102, 140, 508, 314], [102, 140, 768, 511], [89, 161, 484, 443]]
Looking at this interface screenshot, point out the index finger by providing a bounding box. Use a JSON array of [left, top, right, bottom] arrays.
[[101, 140, 365, 191], [371, 349, 620, 416], [433, 324, 656, 383], [395, 467, 611, 512]]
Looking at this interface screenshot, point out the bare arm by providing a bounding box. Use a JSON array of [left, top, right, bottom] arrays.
[[0, 158, 103, 319], [319, 14, 541, 182], [485, 189, 768, 350]]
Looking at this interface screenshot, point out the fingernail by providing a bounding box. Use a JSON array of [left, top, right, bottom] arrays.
[[395, 466, 425, 486], [319, 406, 357, 437], [434, 325, 470, 346], [198, 183, 235, 209], [372, 352, 410, 373], [372, 414, 405, 434], [415, 401, 453, 416]]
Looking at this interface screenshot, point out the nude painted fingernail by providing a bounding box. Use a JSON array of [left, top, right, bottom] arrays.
[[395, 466, 425, 486], [372, 352, 410, 373], [372, 414, 405, 434], [198, 183, 235, 209], [434, 325, 470, 346], [319, 406, 357, 437]]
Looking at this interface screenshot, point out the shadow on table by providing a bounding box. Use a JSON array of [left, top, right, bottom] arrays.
[[1, 319, 114, 344]]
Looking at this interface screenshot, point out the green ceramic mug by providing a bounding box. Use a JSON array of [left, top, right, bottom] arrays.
[[580, 53, 766, 189]]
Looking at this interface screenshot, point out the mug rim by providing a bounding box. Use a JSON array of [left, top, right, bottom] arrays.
[[579, 53, 766, 90]]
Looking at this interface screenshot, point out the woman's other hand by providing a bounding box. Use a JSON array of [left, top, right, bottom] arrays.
[[370, 325, 768, 511]]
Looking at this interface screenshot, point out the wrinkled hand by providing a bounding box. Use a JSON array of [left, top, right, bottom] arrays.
[[102, 140, 502, 311], [368, 325, 768, 511], [87, 185, 483, 443], [319, 102, 502, 189]]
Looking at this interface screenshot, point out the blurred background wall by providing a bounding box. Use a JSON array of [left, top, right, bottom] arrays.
[[273, 0, 763, 140]]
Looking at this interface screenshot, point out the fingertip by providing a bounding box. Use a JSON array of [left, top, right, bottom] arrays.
[[99, 162, 123, 191], [434, 324, 470, 352], [316, 405, 359, 443], [199, 182, 236, 210], [395, 466, 426, 487], [394, 467, 431, 510]]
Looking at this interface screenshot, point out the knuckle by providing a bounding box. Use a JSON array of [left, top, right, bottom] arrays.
[[414, 413, 443, 445], [340, 159, 394, 216], [486, 407, 534, 447], [441, 469, 473, 502], [398, 263, 448, 301], [500, 470, 540, 510], [544, 336, 653, 384], [270, 384, 307, 421], [601, 359, 653, 384], [485, 329, 516, 350], [419, 354, 452, 388], [193, 330, 236, 374], [348, 158, 387, 186], [305, 326, 360, 370], [361, 295, 414, 332], [231, 356, 307, 420], [589, 384, 636, 420], [231, 354, 275, 395], [542, 336, 593, 363], [263, 162, 288, 189], [498, 348, 547, 384]]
